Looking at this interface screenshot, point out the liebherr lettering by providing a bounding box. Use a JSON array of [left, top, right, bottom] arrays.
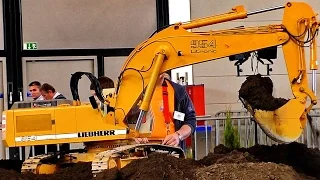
[[78, 130, 115, 137]]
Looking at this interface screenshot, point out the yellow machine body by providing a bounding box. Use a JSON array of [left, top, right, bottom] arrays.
[[1, 1, 320, 175], [2, 102, 128, 147]]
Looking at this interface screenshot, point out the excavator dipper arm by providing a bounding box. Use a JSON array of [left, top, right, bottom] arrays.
[[114, 2, 319, 143]]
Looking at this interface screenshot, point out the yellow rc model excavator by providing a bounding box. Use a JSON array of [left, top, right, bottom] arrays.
[[1, 1, 319, 176]]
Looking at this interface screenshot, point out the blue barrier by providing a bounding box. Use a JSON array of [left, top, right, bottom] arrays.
[[196, 125, 212, 132]]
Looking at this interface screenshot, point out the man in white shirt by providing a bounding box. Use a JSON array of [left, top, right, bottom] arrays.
[[40, 83, 66, 100], [28, 81, 44, 101]]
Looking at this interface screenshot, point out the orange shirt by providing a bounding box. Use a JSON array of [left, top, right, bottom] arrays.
[[149, 81, 175, 138]]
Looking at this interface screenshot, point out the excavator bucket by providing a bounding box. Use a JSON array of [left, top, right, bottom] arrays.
[[241, 98, 306, 143], [238, 74, 310, 143]]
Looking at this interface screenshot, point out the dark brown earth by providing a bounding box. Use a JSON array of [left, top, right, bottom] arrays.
[[0, 142, 319, 180], [196, 149, 257, 166], [234, 142, 320, 180], [0, 162, 93, 180], [0, 159, 23, 172], [97, 153, 198, 180], [195, 162, 312, 180], [96, 144, 318, 180], [239, 74, 289, 111]]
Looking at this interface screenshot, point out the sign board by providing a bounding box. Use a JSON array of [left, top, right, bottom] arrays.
[[23, 42, 38, 50]]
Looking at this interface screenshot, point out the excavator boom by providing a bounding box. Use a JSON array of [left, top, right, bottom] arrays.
[[115, 2, 319, 143]]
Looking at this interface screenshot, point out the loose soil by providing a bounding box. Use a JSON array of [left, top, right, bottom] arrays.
[[96, 153, 197, 180], [239, 74, 289, 111], [235, 142, 320, 179], [0, 142, 319, 180], [0, 159, 23, 172], [195, 162, 312, 180], [0, 162, 93, 180]]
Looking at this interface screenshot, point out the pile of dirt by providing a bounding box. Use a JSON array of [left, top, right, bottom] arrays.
[[0, 159, 23, 172], [0, 162, 93, 180], [96, 142, 319, 180], [0, 168, 25, 180], [96, 153, 198, 180], [0, 142, 319, 179], [213, 142, 320, 179], [239, 74, 289, 111], [95, 148, 258, 180], [196, 149, 257, 166], [195, 162, 311, 180]]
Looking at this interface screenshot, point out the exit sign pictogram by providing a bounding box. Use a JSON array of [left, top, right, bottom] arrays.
[[23, 42, 38, 50]]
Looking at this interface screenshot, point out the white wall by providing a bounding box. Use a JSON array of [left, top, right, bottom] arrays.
[[22, 0, 157, 49], [168, 0, 193, 85]]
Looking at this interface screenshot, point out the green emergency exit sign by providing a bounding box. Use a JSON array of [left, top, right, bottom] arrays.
[[23, 42, 38, 50]]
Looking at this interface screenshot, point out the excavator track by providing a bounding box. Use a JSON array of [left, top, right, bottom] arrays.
[[21, 153, 58, 174], [91, 143, 185, 176], [21, 148, 89, 174]]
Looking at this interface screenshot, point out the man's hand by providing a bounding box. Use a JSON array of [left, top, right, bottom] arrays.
[[162, 132, 180, 146], [134, 138, 149, 144]]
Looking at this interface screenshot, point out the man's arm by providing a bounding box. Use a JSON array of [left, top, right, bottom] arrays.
[[176, 124, 192, 140]]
